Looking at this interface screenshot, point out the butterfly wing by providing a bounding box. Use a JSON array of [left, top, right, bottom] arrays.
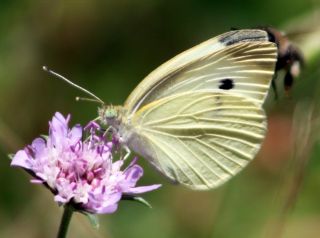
[[124, 29, 277, 114], [118, 29, 277, 189], [125, 91, 266, 190]]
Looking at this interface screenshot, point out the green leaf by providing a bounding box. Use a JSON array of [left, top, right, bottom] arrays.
[[81, 211, 100, 229], [41, 134, 49, 140], [8, 153, 14, 160], [122, 195, 152, 209]]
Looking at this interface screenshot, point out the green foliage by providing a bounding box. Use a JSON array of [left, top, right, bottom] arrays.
[[80, 211, 100, 229]]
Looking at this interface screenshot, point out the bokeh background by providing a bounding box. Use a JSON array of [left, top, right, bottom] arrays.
[[1, 1, 320, 238]]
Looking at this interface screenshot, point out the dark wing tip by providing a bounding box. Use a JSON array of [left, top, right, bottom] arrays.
[[218, 29, 269, 46]]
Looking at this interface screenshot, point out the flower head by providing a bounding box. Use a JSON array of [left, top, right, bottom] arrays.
[[11, 112, 161, 214]]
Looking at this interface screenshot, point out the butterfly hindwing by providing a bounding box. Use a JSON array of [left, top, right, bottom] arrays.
[[127, 91, 266, 190]]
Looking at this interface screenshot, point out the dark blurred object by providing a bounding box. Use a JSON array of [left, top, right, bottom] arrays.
[[261, 27, 304, 98]]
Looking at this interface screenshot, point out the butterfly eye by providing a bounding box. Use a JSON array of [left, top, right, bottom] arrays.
[[104, 108, 117, 119], [219, 78, 234, 90]]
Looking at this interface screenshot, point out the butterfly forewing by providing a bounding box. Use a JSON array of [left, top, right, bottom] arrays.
[[128, 91, 266, 190], [124, 30, 277, 114]]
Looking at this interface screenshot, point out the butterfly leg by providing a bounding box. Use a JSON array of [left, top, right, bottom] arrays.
[[123, 145, 131, 160], [284, 71, 294, 96], [102, 126, 112, 137], [271, 73, 279, 100]]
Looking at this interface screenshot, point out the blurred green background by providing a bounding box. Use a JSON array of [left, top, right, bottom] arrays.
[[1, 1, 320, 237]]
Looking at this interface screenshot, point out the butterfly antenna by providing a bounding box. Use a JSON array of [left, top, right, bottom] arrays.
[[42, 66, 104, 104], [75, 96, 102, 104]]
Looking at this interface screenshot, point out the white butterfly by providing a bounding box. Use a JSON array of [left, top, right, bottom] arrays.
[[98, 29, 277, 190], [46, 29, 277, 190]]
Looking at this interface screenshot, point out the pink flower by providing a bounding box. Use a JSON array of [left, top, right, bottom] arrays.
[[11, 112, 161, 214]]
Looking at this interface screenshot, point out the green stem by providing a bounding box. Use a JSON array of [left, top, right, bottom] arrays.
[[57, 204, 74, 238]]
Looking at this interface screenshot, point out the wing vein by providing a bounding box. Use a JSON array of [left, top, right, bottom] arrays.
[[177, 138, 223, 181], [145, 134, 195, 184]]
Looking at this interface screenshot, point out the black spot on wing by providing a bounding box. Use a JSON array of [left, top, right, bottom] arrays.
[[219, 30, 268, 46], [219, 79, 234, 90]]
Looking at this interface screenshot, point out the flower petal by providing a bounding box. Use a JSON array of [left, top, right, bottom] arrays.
[[50, 112, 69, 147], [125, 184, 162, 194], [11, 150, 32, 169], [31, 138, 46, 157], [124, 165, 143, 186], [69, 124, 82, 145], [30, 179, 44, 184], [96, 204, 119, 214]]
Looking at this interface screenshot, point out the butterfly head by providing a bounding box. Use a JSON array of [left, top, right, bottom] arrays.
[[98, 105, 123, 128]]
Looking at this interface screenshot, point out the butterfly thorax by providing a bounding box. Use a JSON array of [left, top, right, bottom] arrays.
[[98, 105, 133, 144]]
